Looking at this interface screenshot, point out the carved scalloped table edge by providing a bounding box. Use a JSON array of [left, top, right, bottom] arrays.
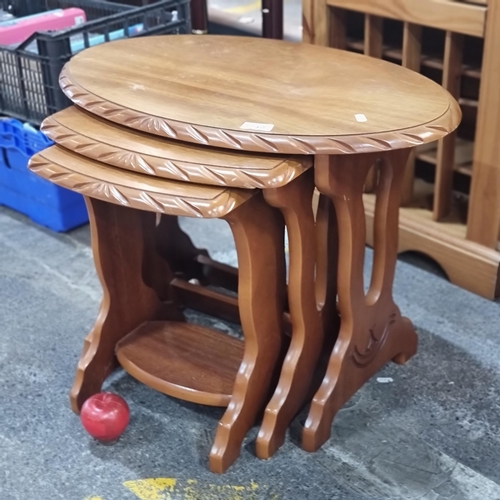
[[41, 115, 310, 189], [28, 153, 254, 219], [59, 66, 462, 155]]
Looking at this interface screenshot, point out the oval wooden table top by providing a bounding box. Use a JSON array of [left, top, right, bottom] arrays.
[[28, 145, 254, 218], [60, 35, 461, 155], [41, 107, 311, 189]]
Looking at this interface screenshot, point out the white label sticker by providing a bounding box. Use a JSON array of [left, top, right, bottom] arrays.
[[377, 377, 394, 384], [75, 15, 85, 25], [238, 16, 255, 24], [240, 122, 274, 132], [355, 114, 367, 123]]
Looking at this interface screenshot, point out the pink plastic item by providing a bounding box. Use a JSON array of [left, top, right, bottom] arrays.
[[0, 8, 86, 46]]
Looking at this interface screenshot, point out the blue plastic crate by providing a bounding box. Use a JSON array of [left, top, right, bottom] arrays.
[[0, 119, 88, 232]]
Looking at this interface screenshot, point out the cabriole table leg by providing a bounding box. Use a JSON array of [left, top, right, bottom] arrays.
[[209, 193, 287, 473], [69, 198, 179, 413], [302, 150, 418, 452], [256, 169, 324, 459]]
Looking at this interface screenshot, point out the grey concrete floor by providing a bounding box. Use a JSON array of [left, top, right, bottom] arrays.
[[1, 206, 500, 500]]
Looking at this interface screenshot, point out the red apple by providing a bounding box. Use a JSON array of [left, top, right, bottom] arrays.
[[80, 392, 129, 442]]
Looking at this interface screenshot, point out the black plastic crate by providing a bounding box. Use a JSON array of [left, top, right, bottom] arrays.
[[0, 0, 191, 124]]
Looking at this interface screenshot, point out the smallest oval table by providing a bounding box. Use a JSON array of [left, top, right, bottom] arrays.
[[59, 36, 461, 456]]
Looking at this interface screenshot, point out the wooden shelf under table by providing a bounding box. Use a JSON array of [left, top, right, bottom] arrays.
[[116, 321, 244, 407]]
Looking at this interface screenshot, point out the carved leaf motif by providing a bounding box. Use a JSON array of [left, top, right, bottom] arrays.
[[109, 185, 128, 205], [251, 135, 280, 153], [124, 115, 178, 139], [176, 197, 204, 218], [401, 133, 425, 144], [186, 125, 209, 145], [73, 142, 103, 154], [138, 191, 165, 212], [75, 180, 91, 194], [99, 108, 125, 118], [48, 131, 76, 142], [352, 313, 396, 368], [219, 129, 242, 149], [198, 165, 227, 185], [159, 160, 190, 181], [325, 138, 357, 154], [239, 170, 267, 188], [427, 125, 449, 132], [88, 182, 110, 197], [29, 154, 252, 218], [130, 153, 156, 175], [49, 172, 74, 183], [364, 137, 392, 149], [288, 137, 317, 155], [83, 99, 108, 109], [99, 151, 156, 175]]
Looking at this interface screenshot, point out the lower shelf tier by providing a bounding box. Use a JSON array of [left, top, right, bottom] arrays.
[[116, 321, 244, 406]]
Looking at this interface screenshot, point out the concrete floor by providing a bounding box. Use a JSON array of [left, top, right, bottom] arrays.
[[1, 205, 500, 499], [1, 3, 498, 497]]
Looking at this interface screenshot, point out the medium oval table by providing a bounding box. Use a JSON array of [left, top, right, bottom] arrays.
[[59, 36, 461, 457], [41, 106, 326, 473]]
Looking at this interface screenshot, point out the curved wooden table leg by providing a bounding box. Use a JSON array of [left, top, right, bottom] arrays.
[[256, 170, 324, 459], [302, 150, 418, 452], [209, 193, 287, 473], [70, 198, 176, 413]]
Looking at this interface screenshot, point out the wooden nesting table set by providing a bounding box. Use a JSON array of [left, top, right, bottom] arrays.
[[28, 35, 460, 473]]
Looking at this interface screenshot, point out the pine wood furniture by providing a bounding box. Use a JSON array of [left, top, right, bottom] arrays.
[[302, 0, 500, 299], [55, 35, 460, 455]]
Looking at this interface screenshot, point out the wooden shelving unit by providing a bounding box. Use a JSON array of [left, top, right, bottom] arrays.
[[303, 0, 500, 298]]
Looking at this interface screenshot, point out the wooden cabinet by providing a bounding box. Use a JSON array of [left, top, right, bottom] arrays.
[[303, 0, 500, 298]]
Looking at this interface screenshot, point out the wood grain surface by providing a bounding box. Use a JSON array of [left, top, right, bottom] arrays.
[[28, 146, 254, 219], [116, 321, 244, 406], [60, 35, 461, 154], [42, 107, 311, 189], [303, 149, 418, 452]]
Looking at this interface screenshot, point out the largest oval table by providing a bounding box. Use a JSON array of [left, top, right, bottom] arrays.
[[59, 36, 461, 455]]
